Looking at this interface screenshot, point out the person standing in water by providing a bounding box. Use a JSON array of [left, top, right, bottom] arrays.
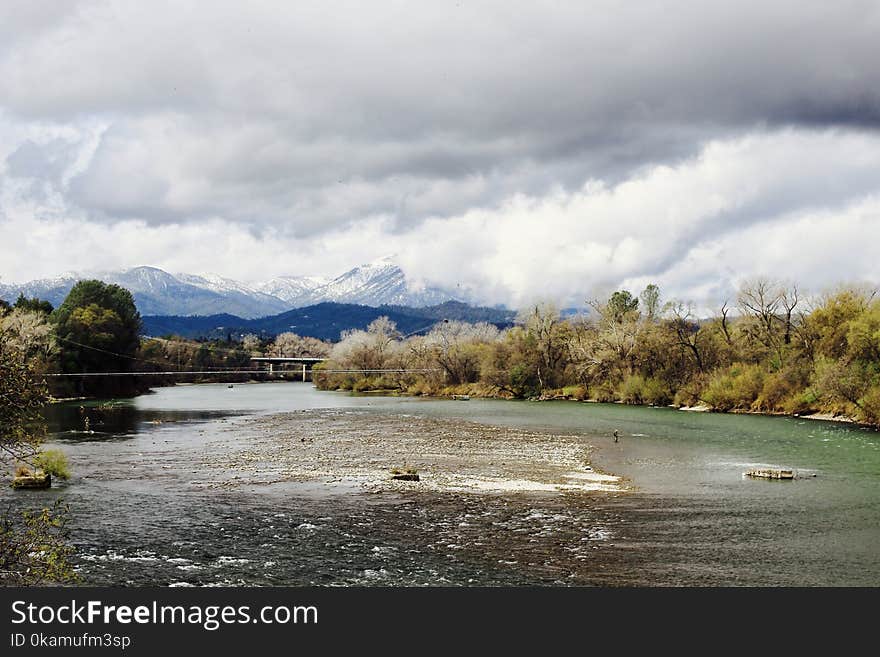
[[613, 429, 620, 443]]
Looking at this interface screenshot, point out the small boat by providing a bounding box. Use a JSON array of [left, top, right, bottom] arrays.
[[452, 394, 470, 401]]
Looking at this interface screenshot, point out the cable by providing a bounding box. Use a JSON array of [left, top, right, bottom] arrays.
[[44, 368, 441, 377]]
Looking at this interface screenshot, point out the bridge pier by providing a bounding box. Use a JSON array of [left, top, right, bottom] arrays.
[[250, 356, 325, 382]]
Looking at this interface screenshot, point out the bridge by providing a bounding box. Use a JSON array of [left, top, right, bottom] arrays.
[[250, 356, 326, 381]]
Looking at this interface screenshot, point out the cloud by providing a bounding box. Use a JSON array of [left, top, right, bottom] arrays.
[[3, 129, 880, 310], [1, 2, 879, 307]]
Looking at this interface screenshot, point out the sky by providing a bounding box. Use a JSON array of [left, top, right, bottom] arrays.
[[1, 0, 879, 308]]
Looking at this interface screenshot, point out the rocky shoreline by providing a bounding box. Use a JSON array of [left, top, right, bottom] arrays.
[[195, 409, 623, 495]]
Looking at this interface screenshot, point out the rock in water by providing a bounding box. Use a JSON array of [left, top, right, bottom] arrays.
[[12, 472, 52, 489]]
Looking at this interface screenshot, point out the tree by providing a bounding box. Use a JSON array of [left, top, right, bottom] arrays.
[[667, 303, 704, 372], [640, 284, 661, 322], [268, 332, 330, 358], [607, 290, 639, 323], [0, 308, 57, 365], [0, 341, 76, 585], [52, 280, 141, 375], [330, 317, 400, 371], [518, 303, 569, 389], [242, 334, 263, 355], [13, 294, 53, 315], [426, 320, 498, 384]]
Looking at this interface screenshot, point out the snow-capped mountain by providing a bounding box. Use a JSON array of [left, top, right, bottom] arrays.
[[292, 256, 453, 307], [256, 275, 329, 305], [0, 267, 290, 318], [0, 258, 464, 317]]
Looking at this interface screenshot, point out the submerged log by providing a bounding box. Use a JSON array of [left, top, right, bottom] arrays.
[[12, 472, 52, 489], [745, 468, 795, 480]]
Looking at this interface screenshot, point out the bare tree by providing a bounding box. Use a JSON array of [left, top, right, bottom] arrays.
[[780, 284, 799, 345], [241, 334, 262, 355], [425, 320, 498, 384], [518, 303, 567, 388], [268, 332, 330, 358], [737, 278, 785, 363], [667, 302, 704, 371], [719, 301, 734, 346]]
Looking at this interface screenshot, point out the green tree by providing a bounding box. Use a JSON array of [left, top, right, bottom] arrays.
[[52, 280, 141, 375], [639, 284, 661, 321], [607, 290, 639, 322], [13, 294, 54, 315]]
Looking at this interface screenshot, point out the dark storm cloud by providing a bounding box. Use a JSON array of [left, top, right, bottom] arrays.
[[2, 0, 879, 234]]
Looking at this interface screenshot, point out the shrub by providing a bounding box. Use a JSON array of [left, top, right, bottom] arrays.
[[561, 385, 588, 400], [673, 374, 708, 407], [618, 374, 646, 404], [701, 363, 764, 411], [781, 387, 820, 415], [753, 362, 812, 412], [352, 377, 377, 392], [618, 374, 671, 406], [641, 377, 672, 406], [592, 381, 616, 403], [34, 450, 71, 480], [858, 385, 880, 425]]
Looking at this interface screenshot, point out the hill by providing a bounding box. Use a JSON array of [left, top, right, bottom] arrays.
[[142, 301, 516, 341]]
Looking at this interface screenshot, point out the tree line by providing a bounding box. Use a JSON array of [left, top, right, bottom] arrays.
[[0, 280, 334, 399], [313, 280, 880, 426]]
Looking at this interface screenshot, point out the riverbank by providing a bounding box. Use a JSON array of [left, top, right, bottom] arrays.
[[318, 381, 873, 429], [194, 409, 623, 495]]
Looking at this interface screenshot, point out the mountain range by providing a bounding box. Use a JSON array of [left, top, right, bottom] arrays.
[[142, 301, 517, 342], [0, 257, 462, 318]]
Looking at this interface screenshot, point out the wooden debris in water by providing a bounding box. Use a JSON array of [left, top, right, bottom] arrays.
[[745, 468, 795, 480], [12, 472, 52, 489]]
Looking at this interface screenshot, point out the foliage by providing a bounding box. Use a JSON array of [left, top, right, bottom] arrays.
[[51, 280, 141, 394], [14, 294, 54, 315], [701, 363, 765, 411], [607, 290, 639, 322], [0, 501, 77, 586], [311, 281, 880, 425], [0, 341, 48, 461], [0, 342, 76, 585], [618, 374, 671, 406], [0, 308, 57, 368], [33, 449, 71, 480]]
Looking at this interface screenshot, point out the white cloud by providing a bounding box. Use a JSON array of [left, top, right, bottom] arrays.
[[2, 129, 880, 310]]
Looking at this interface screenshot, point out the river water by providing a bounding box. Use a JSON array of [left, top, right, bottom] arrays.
[[5, 382, 879, 586]]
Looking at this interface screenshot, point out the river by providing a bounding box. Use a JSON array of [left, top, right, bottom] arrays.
[[4, 381, 879, 586]]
